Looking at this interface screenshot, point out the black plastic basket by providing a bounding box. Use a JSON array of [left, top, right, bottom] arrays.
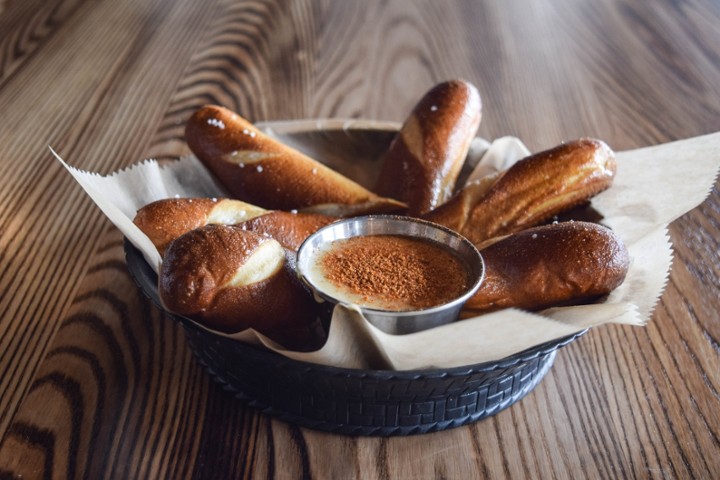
[[125, 240, 585, 436]]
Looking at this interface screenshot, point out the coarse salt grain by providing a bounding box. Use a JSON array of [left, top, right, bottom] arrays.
[[207, 118, 225, 129]]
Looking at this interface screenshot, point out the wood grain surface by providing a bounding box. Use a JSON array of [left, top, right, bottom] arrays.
[[0, 0, 718, 478]]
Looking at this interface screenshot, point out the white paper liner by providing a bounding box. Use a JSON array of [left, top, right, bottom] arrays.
[[52, 122, 720, 370]]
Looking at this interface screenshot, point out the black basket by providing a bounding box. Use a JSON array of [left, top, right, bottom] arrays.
[[125, 240, 585, 436]]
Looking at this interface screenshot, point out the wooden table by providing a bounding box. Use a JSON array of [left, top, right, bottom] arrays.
[[1, 1, 718, 478]]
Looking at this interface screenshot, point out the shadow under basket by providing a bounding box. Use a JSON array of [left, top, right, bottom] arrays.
[[125, 240, 586, 436]]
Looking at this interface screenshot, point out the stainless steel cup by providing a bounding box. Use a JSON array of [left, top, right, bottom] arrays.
[[296, 215, 485, 334]]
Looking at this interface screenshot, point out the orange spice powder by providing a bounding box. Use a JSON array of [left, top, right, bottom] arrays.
[[320, 235, 469, 311]]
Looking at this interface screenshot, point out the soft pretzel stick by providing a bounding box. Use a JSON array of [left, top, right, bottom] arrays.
[[374, 79, 482, 215], [185, 105, 405, 214], [462, 221, 630, 316], [423, 138, 616, 244], [159, 225, 322, 350], [133, 197, 337, 255]]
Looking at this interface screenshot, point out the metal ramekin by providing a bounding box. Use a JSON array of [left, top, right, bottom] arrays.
[[296, 215, 485, 334]]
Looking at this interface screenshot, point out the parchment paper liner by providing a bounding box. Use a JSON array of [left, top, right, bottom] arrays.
[[53, 120, 720, 370]]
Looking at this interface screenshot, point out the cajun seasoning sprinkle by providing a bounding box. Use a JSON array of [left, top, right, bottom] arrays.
[[319, 234, 469, 311]]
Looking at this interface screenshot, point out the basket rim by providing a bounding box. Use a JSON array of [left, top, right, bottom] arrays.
[[255, 118, 403, 135]]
